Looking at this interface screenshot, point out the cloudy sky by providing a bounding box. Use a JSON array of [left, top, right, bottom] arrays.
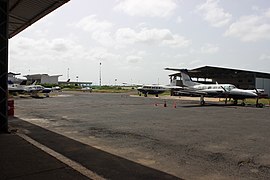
[[9, 0, 270, 85]]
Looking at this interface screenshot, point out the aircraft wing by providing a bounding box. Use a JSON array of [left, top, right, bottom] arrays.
[[163, 85, 185, 90], [178, 88, 229, 97], [177, 89, 208, 96], [164, 68, 187, 72]]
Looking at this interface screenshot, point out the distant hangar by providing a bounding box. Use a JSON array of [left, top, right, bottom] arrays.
[[169, 66, 270, 97]]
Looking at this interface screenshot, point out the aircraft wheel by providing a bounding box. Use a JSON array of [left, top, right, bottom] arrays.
[[144, 93, 147, 97], [200, 100, 205, 106], [155, 94, 158, 97]]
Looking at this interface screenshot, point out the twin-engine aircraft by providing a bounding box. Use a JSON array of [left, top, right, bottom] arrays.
[[137, 84, 183, 97], [123, 83, 183, 97], [165, 68, 261, 106]]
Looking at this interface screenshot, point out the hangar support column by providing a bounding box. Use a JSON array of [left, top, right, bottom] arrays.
[[0, 0, 9, 133]]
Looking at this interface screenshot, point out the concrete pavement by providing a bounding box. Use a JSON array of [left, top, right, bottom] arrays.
[[1, 117, 180, 180]]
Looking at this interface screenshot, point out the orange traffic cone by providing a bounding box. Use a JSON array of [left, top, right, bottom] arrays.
[[173, 101, 176, 108]]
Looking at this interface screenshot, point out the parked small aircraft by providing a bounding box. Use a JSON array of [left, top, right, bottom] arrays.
[[126, 83, 183, 97], [137, 84, 168, 97], [8, 80, 49, 94], [165, 68, 261, 105]]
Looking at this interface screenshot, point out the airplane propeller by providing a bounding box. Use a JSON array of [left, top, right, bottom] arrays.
[[220, 86, 229, 104], [254, 88, 263, 107]]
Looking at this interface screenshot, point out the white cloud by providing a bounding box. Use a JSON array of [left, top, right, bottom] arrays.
[[115, 28, 191, 48], [114, 0, 177, 18], [91, 31, 114, 47], [225, 10, 270, 42], [175, 53, 188, 59], [162, 34, 191, 48], [75, 15, 190, 48], [200, 43, 219, 54], [265, 8, 270, 18], [115, 28, 138, 45], [126, 55, 143, 64], [75, 15, 113, 32], [137, 28, 173, 43], [251, 6, 260, 12], [176, 16, 183, 23], [259, 54, 270, 60], [9, 36, 120, 79], [189, 59, 202, 66], [197, 0, 232, 27]]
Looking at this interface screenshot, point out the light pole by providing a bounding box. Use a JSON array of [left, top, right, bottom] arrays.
[[67, 68, 70, 80], [99, 62, 102, 87]]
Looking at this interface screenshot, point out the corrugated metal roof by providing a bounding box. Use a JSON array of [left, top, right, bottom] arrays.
[[168, 66, 270, 79], [9, 0, 70, 38]]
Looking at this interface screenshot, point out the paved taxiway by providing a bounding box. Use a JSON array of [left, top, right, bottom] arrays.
[[11, 91, 270, 179]]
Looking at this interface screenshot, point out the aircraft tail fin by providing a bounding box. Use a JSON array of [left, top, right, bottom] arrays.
[[179, 69, 198, 87], [31, 80, 37, 85]]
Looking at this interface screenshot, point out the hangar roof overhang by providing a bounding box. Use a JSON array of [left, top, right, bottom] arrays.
[[168, 66, 270, 79], [8, 0, 70, 38]]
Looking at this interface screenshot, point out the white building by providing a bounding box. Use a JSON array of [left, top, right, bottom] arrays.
[[25, 74, 62, 84]]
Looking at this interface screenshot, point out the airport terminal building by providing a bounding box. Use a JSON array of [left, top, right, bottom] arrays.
[[25, 74, 62, 85], [169, 66, 270, 97]]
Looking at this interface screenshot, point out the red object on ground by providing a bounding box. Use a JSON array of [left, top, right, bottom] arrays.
[[8, 99, 14, 117]]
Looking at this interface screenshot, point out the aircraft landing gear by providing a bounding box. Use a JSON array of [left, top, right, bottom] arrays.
[[255, 95, 264, 108], [155, 94, 158, 97], [256, 103, 264, 108], [200, 95, 205, 105], [144, 93, 148, 97], [200, 100, 205, 105]]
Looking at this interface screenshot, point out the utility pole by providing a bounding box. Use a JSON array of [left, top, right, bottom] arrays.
[[67, 68, 69, 80], [99, 62, 102, 87]]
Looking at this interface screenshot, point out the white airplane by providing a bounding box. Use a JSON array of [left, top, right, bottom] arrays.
[[8, 83, 25, 93], [137, 84, 168, 97], [8, 80, 50, 94], [165, 68, 260, 105], [135, 84, 183, 97]]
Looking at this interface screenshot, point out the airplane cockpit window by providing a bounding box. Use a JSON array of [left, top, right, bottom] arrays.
[[224, 85, 236, 91], [230, 85, 236, 89]]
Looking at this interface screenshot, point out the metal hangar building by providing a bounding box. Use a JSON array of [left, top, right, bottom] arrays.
[[168, 66, 270, 97]]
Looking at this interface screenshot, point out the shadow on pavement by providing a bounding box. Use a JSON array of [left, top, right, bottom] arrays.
[[9, 117, 181, 180]]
